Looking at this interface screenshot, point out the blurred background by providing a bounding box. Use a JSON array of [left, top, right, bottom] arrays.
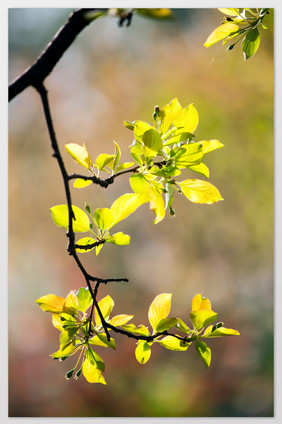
[[8, 8, 274, 417]]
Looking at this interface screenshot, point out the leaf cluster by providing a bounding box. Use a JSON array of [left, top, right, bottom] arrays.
[[204, 8, 270, 60]]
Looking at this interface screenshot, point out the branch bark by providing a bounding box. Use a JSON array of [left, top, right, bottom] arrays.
[[9, 8, 107, 101]]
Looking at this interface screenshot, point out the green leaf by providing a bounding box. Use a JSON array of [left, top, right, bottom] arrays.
[[65, 143, 93, 170], [89, 333, 116, 349], [148, 186, 166, 224], [159, 98, 182, 135], [50, 339, 78, 359], [95, 295, 114, 326], [82, 358, 106, 384], [192, 294, 212, 311], [242, 28, 260, 60], [109, 314, 134, 326], [190, 310, 218, 331], [176, 318, 191, 334], [135, 340, 151, 364], [188, 163, 210, 178], [73, 178, 92, 188], [131, 152, 143, 167], [95, 244, 103, 256], [76, 287, 93, 314], [203, 326, 240, 338], [52, 313, 75, 331], [86, 347, 105, 372], [155, 317, 177, 332], [93, 208, 114, 232], [217, 8, 240, 16], [158, 335, 189, 351], [113, 141, 121, 169], [142, 128, 163, 159], [124, 120, 135, 130], [35, 294, 65, 313], [195, 341, 211, 368], [174, 143, 203, 168], [110, 192, 148, 228], [165, 183, 174, 210], [148, 293, 172, 332], [75, 237, 97, 253], [59, 328, 79, 350], [50, 205, 90, 232], [173, 103, 199, 133], [121, 324, 150, 336], [178, 179, 223, 204], [134, 121, 154, 143], [106, 232, 130, 245], [200, 139, 224, 154], [63, 291, 79, 315], [115, 162, 135, 172], [204, 22, 240, 47], [95, 153, 115, 171], [137, 8, 172, 19]]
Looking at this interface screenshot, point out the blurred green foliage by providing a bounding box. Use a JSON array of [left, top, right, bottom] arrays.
[[8, 8, 273, 417]]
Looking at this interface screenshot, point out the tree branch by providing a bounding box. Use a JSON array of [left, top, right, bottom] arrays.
[[9, 8, 107, 101]]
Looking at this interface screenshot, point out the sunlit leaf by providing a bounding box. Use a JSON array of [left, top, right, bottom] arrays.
[[35, 294, 65, 313], [130, 173, 150, 193], [174, 143, 203, 168], [109, 314, 134, 326], [159, 98, 182, 135], [75, 237, 97, 253], [188, 163, 210, 178], [121, 324, 150, 336], [148, 186, 166, 224], [190, 310, 218, 331], [148, 293, 172, 332], [89, 334, 116, 349], [95, 295, 114, 326], [63, 291, 79, 315], [176, 318, 191, 334], [65, 143, 93, 170], [110, 193, 148, 228], [242, 28, 260, 60], [52, 313, 75, 331], [73, 178, 92, 188], [157, 335, 189, 351], [86, 347, 105, 372], [192, 294, 212, 311], [50, 205, 90, 232], [142, 128, 163, 159], [95, 243, 104, 256], [95, 153, 115, 171], [203, 326, 240, 337], [113, 141, 121, 169], [93, 208, 114, 232], [204, 22, 240, 47], [123, 119, 135, 130], [156, 317, 177, 332], [115, 162, 135, 172], [137, 8, 172, 19], [178, 179, 223, 204], [59, 328, 79, 350], [134, 121, 154, 143], [76, 287, 93, 314], [173, 103, 199, 133], [82, 358, 106, 384], [50, 339, 79, 359], [217, 8, 240, 16], [106, 232, 130, 245], [195, 341, 211, 368], [200, 139, 224, 154], [135, 340, 151, 364]]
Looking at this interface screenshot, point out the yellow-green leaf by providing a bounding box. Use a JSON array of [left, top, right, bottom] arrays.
[[200, 139, 224, 154], [173, 103, 199, 133], [106, 232, 130, 245], [195, 341, 211, 368], [121, 324, 150, 336], [76, 287, 92, 314], [192, 294, 212, 311], [52, 313, 75, 331], [178, 179, 223, 204], [110, 192, 148, 228], [137, 8, 172, 19], [148, 293, 172, 332], [93, 208, 114, 232], [50, 339, 79, 359], [158, 335, 189, 351], [217, 8, 240, 16], [109, 314, 134, 326], [75, 237, 97, 253], [135, 340, 151, 364], [73, 178, 93, 188], [113, 141, 121, 169], [63, 291, 79, 315], [188, 163, 210, 178], [149, 186, 166, 224], [50, 205, 90, 232], [65, 143, 93, 170], [203, 326, 240, 338], [204, 22, 240, 47], [159, 98, 182, 135], [156, 317, 177, 332], [242, 28, 260, 60], [89, 334, 116, 349], [82, 358, 106, 384], [95, 295, 114, 326], [35, 294, 65, 313], [190, 310, 218, 331]]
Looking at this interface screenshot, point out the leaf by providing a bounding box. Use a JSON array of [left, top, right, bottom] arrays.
[[93, 208, 114, 232], [159, 98, 182, 135], [200, 139, 224, 154], [156, 317, 177, 332], [195, 341, 211, 368], [242, 28, 260, 60], [121, 324, 150, 336], [106, 232, 130, 245], [134, 121, 154, 143], [59, 328, 79, 350], [63, 291, 79, 315], [96, 244, 103, 256], [73, 178, 92, 188], [76, 287, 93, 314], [192, 294, 212, 311], [123, 119, 135, 130], [204, 22, 240, 47], [130, 173, 150, 194], [148, 186, 166, 224], [190, 310, 218, 331], [178, 179, 223, 204], [174, 143, 203, 168], [95, 153, 115, 171], [35, 294, 65, 313], [217, 8, 240, 16], [50, 205, 90, 232], [203, 326, 240, 338], [176, 318, 191, 334], [65, 143, 93, 170], [52, 313, 75, 331], [113, 141, 121, 169], [135, 340, 151, 364], [173, 103, 199, 133], [50, 339, 78, 359], [95, 295, 114, 326], [148, 293, 172, 332], [109, 314, 134, 326], [89, 334, 116, 349], [137, 8, 172, 19], [110, 193, 148, 228], [142, 128, 163, 159], [86, 347, 105, 372], [75, 237, 97, 253], [115, 162, 135, 172], [82, 358, 106, 384], [188, 163, 210, 178], [158, 335, 189, 351]]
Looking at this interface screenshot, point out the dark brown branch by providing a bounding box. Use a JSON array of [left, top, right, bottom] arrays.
[[9, 8, 107, 101]]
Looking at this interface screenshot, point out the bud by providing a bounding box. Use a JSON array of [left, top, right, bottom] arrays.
[[65, 369, 75, 380]]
